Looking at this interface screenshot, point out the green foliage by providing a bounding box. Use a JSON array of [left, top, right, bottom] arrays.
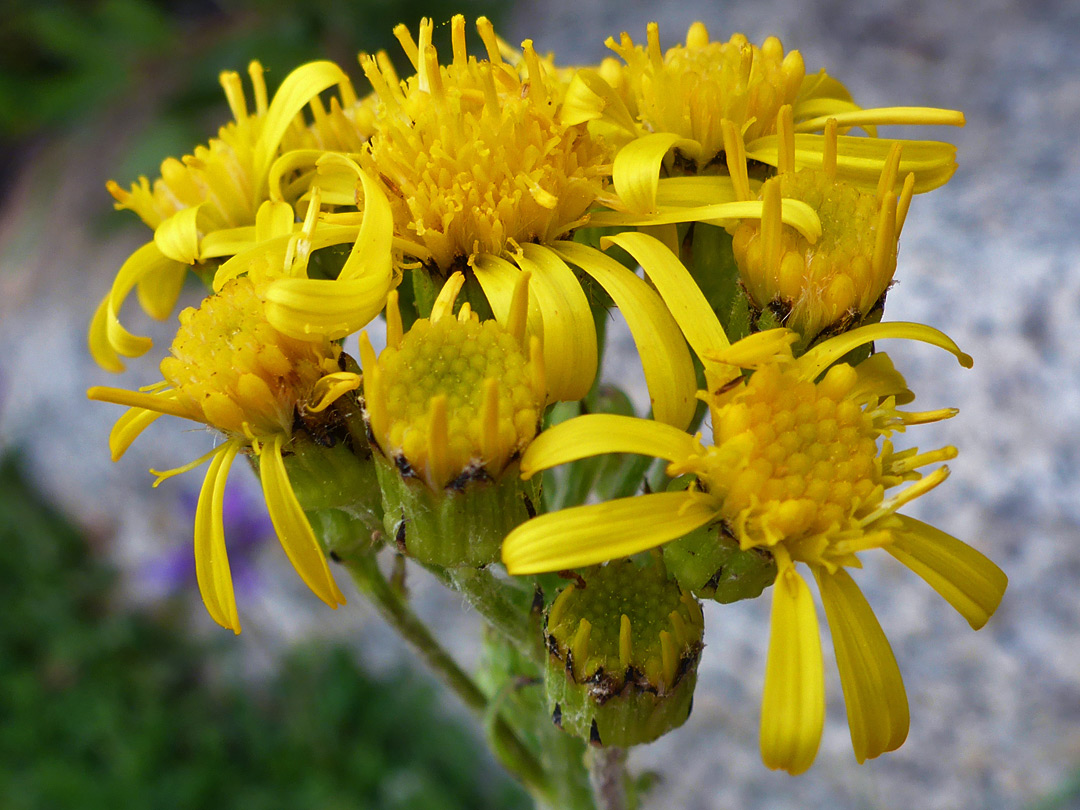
[[0, 454, 529, 810]]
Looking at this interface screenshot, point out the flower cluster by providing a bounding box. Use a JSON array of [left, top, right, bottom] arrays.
[[88, 14, 1004, 780]]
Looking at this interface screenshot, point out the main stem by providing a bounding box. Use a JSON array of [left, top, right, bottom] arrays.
[[586, 747, 629, 810], [343, 553, 550, 800]]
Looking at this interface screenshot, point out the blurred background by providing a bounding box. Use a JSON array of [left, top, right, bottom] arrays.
[[1, 0, 1078, 808]]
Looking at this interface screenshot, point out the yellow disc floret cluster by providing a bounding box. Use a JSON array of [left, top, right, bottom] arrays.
[[161, 278, 340, 437], [359, 16, 612, 273], [607, 22, 805, 167], [733, 168, 895, 337], [363, 289, 546, 491], [681, 355, 952, 569]]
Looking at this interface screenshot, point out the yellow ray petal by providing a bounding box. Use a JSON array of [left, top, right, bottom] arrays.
[[794, 106, 965, 133], [760, 565, 825, 775], [520, 413, 699, 477], [849, 352, 912, 404], [815, 567, 909, 763], [599, 232, 730, 358], [255, 199, 297, 242], [797, 322, 973, 380], [745, 134, 958, 194], [613, 132, 702, 214], [264, 274, 391, 341], [89, 295, 125, 373], [890, 516, 1007, 630], [259, 434, 346, 608], [559, 68, 637, 132], [136, 260, 187, 322], [553, 241, 696, 428], [108, 406, 164, 461], [193, 440, 242, 633], [200, 225, 259, 259], [88, 385, 193, 422], [154, 205, 202, 264], [253, 61, 350, 198], [653, 175, 752, 208], [105, 241, 187, 360], [472, 253, 545, 339], [589, 199, 821, 243], [501, 490, 718, 575], [317, 154, 394, 284], [513, 245, 597, 403]]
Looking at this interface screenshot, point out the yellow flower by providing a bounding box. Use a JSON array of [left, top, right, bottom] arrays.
[[88, 277, 347, 632], [730, 110, 915, 340], [359, 272, 547, 491], [91, 60, 359, 373], [501, 232, 1007, 773], [568, 21, 964, 220], [267, 16, 701, 428]]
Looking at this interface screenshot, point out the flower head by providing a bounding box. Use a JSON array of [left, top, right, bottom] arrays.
[[88, 277, 348, 632], [361, 273, 546, 492], [359, 16, 611, 273], [264, 17, 703, 417], [91, 60, 359, 372], [731, 113, 914, 340], [501, 234, 1006, 773], [569, 21, 964, 219]]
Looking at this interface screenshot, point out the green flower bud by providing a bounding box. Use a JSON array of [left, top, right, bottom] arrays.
[[544, 558, 704, 747]]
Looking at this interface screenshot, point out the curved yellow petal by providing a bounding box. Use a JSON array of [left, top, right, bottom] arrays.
[[614, 132, 703, 214], [815, 567, 909, 763], [559, 68, 638, 133], [88, 294, 125, 373], [520, 413, 699, 477], [259, 434, 345, 608], [501, 490, 718, 575], [590, 199, 821, 244], [797, 322, 973, 380], [553, 241, 696, 428], [154, 205, 202, 264], [890, 516, 1007, 630], [264, 275, 391, 341], [655, 175, 749, 208], [107, 406, 164, 461], [255, 199, 297, 241], [318, 154, 393, 284], [193, 441, 242, 633], [268, 149, 326, 202], [599, 232, 729, 357], [105, 241, 187, 360], [200, 225, 258, 259], [136, 260, 187, 321], [760, 565, 825, 775], [88, 385, 193, 422], [514, 245, 597, 403], [794, 107, 965, 133], [307, 372, 362, 413], [849, 352, 912, 404], [253, 61, 350, 198], [746, 134, 958, 194]]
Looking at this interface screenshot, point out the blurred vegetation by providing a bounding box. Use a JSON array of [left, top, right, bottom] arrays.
[[0, 453, 529, 809], [0, 0, 505, 184]]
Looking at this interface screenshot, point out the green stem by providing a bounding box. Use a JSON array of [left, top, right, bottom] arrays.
[[342, 553, 550, 800], [586, 747, 629, 810]]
